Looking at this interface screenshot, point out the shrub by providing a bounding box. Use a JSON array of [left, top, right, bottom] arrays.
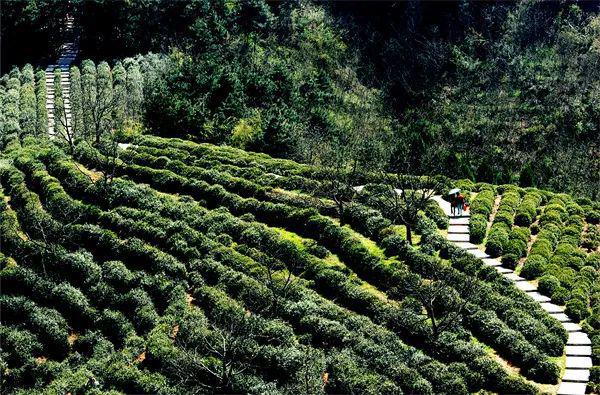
[[0, 326, 43, 366], [587, 252, 600, 269], [505, 238, 527, 258], [485, 224, 509, 257], [469, 214, 487, 244], [425, 200, 449, 229], [521, 255, 548, 279], [471, 190, 495, 218], [538, 275, 560, 296], [565, 299, 589, 322], [97, 309, 135, 347], [587, 210, 600, 224], [539, 211, 562, 227], [501, 253, 519, 269], [494, 211, 514, 227], [551, 287, 569, 304], [529, 239, 553, 259]]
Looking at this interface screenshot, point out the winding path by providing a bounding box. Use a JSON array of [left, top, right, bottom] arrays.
[[432, 195, 592, 395]]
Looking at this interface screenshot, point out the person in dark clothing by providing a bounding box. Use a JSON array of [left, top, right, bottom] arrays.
[[456, 193, 465, 216], [450, 193, 457, 216]]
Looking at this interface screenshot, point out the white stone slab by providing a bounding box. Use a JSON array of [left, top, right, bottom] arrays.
[[448, 233, 470, 242], [482, 258, 502, 266], [562, 322, 582, 332], [541, 302, 564, 313], [557, 381, 588, 395], [448, 225, 470, 234], [567, 332, 591, 345], [454, 241, 478, 250], [565, 356, 592, 369], [526, 292, 551, 303], [514, 281, 537, 292], [550, 312, 571, 322], [449, 217, 470, 225], [565, 346, 592, 356], [496, 266, 513, 274], [562, 369, 590, 382], [467, 249, 489, 259], [504, 272, 525, 282]]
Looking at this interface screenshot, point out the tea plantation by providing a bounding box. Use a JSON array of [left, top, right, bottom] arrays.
[[1, 35, 598, 395], [0, 123, 598, 392]]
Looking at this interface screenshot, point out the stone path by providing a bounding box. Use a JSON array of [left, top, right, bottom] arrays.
[[432, 195, 591, 395], [45, 15, 77, 137]]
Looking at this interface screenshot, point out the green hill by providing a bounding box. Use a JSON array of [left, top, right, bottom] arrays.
[[1, 1, 599, 393], [0, 133, 597, 393]]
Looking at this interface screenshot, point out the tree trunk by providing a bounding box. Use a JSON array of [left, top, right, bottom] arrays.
[[334, 198, 345, 226], [406, 224, 413, 245]]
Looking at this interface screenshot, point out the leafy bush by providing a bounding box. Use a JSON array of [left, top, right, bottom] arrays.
[[521, 255, 548, 279], [470, 190, 495, 218], [469, 214, 487, 244], [538, 275, 560, 296], [485, 223, 509, 257], [565, 299, 589, 322]]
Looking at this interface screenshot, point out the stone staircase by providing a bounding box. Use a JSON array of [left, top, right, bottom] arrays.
[[432, 195, 591, 395], [45, 15, 77, 136]]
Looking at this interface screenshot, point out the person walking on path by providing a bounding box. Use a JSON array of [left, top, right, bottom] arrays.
[[450, 193, 457, 216], [456, 193, 465, 216]]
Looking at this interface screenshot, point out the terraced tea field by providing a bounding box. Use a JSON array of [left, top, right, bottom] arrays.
[[0, 134, 597, 393]]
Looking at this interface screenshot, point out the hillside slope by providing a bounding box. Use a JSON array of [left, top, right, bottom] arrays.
[[2, 134, 598, 393]]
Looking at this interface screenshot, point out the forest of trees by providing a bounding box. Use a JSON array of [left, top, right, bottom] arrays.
[[2, 0, 599, 198]]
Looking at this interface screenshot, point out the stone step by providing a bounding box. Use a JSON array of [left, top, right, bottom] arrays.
[[482, 258, 502, 266], [467, 249, 489, 259], [541, 302, 564, 313], [563, 322, 582, 332], [563, 369, 590, 382], [449, 215, 470, 219], [525, 291, 551, 303], [565, 356, 592, 369], [503, 272, 525, 282], [448, 233, 470, 242], [557, 381, 588, 395], [566, 345, 592, 356], [495, 266, 513, 274], [550, 312, 571, 322], [567, 332, 591, 345], [447, 225, 470, 234], [514, 281, 537, 292], [449, 217, 470, 225], [453, 241, 478, 250]]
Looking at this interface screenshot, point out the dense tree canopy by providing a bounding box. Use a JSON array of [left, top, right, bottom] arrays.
[[4, 0, 597, 197]]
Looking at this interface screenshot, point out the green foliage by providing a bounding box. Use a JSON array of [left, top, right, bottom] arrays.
[[469, 214, 487, 244]]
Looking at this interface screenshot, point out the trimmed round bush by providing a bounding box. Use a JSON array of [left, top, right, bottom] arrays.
[[586, 252, 600, 269], [550, 287, 569, 304], [539, 211, 562, 227], [485, 225, 509, 257], [521, 255, 547, 279], [469, 214, 488, 244], [501, 254, 519, 269], [565, 299, 589, 322], [538, 275, 560, 296], [494, 211, 514, 228]]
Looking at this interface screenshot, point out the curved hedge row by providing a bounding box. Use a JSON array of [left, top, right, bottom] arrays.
[[469, 188, 496, 244], [29, 146, 478, 392], [72, 141, 565, 384]]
